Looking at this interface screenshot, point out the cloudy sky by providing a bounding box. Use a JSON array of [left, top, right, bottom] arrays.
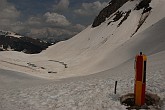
[[0, 0, 110, 39]]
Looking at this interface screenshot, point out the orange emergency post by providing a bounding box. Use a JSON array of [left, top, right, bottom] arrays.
[[134, 52, 147, 106]]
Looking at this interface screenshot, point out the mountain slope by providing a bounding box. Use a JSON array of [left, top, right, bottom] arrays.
[[42, 0, 165, 76]]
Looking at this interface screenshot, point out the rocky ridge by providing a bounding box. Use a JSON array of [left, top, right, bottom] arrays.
[[0, 30, 51, 54], [92, 0, 152, 28]]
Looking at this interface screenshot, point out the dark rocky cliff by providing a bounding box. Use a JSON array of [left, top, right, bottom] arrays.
[[92, 0, 129, 27], [92, 0, 152, 28]]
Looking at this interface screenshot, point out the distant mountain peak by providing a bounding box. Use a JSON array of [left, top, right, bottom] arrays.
[[0, 30, 22, 38], [0, 30, 51, 54]]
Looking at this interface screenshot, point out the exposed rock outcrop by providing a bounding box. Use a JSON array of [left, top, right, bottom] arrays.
[[135, 0, 152, 14], [92, 0, 129, 27]]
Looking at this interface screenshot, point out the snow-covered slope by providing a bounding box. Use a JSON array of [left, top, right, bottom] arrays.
[[40, 0, 165, 77], [0, 0, 165, 79]]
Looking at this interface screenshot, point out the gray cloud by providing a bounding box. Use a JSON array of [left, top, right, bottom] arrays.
[[27, 17, 42, 25], [26, 27, 77, 39], [0, 0, 77, 40], [44, 12, 71, 26], [73, 24, 86, 31], [74, 1, 108, 16], [53, 0, 70, 11], [0, 0, 108, 42], [22, 12, 84, 40], [0, 0, 20, 30]]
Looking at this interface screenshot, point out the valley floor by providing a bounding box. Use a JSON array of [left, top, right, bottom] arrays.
[[0, 51, 165, 110]]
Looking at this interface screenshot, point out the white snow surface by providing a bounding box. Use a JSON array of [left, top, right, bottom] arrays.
[[0, 50, 165, 110], [0, 0, 165, 109]]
